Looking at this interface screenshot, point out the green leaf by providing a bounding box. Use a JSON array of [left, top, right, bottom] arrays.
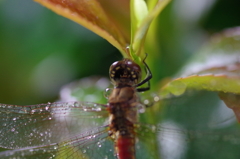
[[159, 27, 240, 98], [130, 0, 148, 62], [179, 27, 240, 77], [130, 0, 171, 61], [130, 0, 148, 45], [160, 74, 240, 97]]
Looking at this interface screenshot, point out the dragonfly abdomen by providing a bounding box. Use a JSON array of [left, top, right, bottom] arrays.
[[108, 101, 137, 159], [116, 136, 135, 159], [108, 87, 138, 159]]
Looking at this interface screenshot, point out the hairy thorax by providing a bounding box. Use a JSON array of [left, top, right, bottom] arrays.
[[108, 86, 139, 138]]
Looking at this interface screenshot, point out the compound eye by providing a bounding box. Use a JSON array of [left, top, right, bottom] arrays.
[[109, 59, 141, 86]]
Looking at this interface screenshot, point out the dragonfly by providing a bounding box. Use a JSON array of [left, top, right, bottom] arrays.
[[1, 58, 240, 159]]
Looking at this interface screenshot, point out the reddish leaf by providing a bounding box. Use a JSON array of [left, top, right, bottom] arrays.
[[34, 0, 130, 56]]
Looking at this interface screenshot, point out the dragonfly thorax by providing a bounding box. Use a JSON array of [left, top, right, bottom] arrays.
[[109, 59, 142, 87]]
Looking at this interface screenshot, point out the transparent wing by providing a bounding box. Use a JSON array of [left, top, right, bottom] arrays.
[[0, 126, 115, 159], [135, 121, 240, 159], [137, 90, 240, 159], [157, 122, 240, 159], [0, 102, 109, 149]]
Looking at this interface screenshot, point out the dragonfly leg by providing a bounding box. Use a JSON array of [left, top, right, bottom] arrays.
[[136, 54, 152, 92]]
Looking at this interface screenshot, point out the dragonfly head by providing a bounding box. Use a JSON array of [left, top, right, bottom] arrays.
[[109, 59, 142, 87]]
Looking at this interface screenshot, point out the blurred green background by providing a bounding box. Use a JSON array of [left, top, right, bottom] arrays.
[[0, 0, 240, 104], [1, 0, 240, 158], [0, 0, 120, 104]]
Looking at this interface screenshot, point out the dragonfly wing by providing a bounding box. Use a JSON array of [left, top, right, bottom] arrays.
[[0, 126, 115, 159], [135, 120, 240, 159], [0, 102, 109, 149], [135, 124, 159, 159], [0, 144, 59, 159]]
